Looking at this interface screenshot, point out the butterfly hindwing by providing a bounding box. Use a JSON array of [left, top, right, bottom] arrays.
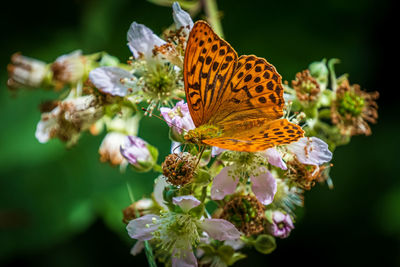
[[184, 21, 238, 127], [209, 55, 285, 125], [202, 119, 304, 152]]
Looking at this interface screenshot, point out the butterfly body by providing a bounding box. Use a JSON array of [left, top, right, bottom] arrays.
[[183, 21, 304, 152], [184, 124, 222, 146]]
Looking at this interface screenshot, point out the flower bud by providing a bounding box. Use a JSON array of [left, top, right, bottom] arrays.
[[308, 59, 328, 89], [266, 211, 294, 238], [122, 198, 154, 224], [120, 136, 158, 172], [254, 234, 276, 254], [99, 132, 127, 166]]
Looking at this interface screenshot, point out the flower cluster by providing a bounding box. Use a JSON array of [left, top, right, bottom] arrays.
[[6, 2, 379, 267]]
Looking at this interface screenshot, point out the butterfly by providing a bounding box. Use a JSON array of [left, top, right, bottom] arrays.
[[183, 21, 304, 152]]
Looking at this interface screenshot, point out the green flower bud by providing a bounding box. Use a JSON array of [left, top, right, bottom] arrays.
[[99, 54, 120, 67], [254, 234, 276, 254]]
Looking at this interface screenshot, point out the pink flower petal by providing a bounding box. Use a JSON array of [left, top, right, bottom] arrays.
[[211, 146, 226, 157], [211, 166, 239, 200], [172, 195, 201, 212], [127, 22, 166, 59], [130, 240, 144, 256], [160, 107, 173, 125], [89, 67, 133, 96], [287, 137, 332, 166], [264, 148, 287, 170], [154, 176, 168, 210], [250, 170, 277, 205], [200, 219, 241, 241], [172, 249, 198, 267], [126, 214, 159, 240]]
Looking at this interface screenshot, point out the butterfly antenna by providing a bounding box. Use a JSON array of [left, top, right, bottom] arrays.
[[141, 107, 188, 134]]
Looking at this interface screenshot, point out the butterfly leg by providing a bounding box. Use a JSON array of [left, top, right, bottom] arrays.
[[194, 145, 207, 168]]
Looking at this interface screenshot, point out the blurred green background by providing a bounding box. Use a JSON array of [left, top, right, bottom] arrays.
[[0, 0, 398, 266]]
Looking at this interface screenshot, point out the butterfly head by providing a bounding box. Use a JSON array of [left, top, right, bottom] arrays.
[[183, 124, 221, 146]]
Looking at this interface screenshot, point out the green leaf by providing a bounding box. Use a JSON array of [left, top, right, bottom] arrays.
[[228, 252, 247, 266]]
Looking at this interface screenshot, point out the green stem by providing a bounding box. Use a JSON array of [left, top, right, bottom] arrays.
[[126, 180, 157, 267], [144, 241, 157, 267], [328, 58, 340, 92], [153, 163, 163, 173], [203, 0, 224, 37]]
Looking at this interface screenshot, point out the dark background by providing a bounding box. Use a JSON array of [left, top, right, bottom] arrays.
[[0, 0, 398, 266]]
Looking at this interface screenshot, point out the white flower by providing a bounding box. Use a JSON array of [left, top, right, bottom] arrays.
[[127, 2, 193, 66], [287, 137, 332, 166], [126, 195, 241, 267], [89, 66, 136, 97]]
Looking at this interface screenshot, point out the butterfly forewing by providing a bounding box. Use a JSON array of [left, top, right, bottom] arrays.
[[184, 21, 238, 127]]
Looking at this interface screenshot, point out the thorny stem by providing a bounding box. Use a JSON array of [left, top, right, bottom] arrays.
[[202, 0, 224, 38], [126, 180, 157, 267]]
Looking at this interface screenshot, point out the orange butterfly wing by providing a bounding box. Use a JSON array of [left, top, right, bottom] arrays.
[[184, 21, 304, 151], [202, 119, 304, 152]]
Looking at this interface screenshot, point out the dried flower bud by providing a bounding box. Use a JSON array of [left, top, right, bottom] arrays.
[[292, 70, 321, 103], [219, 195, 265, 236], [7, 53, 48, 90], [35, 95, 103, 144], [331, 78, 379, 136], [123, 198, 154, 224], [286, 157, 331, 190], [162, 152, 196, 186], [51, 50, 86, 85]]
